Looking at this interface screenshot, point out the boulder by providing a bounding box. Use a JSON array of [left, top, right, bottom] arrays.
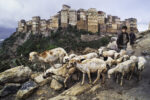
[[30, 72, 42, 80], [61, 82, 92, 96], [50, 79, 63, 91], [16, 80, 38, 100], [0, 65, 32, 84], [34, 73, 51, 86], [0, 83, 21, 97], [87, 84, 101, 93]]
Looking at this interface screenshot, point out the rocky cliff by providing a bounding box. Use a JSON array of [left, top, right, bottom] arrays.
[[0, 30, 150, 100]]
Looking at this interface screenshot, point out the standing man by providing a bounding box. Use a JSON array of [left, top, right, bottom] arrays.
[[117, 26, 129, 51], [129, 28, 136, 49]]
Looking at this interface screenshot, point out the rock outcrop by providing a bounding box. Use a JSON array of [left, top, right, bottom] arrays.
[[0, 83, 21, 97], [34, 73, 52, 86], [50, 79, 63, 91], [0, 65, 32, 84], [16, 80, 38, 100]]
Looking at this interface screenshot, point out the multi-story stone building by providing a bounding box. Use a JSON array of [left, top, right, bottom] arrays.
[[98, 11, 106, 24], [16, 4, 138, 34], [40, 19, 47, 32], [125, 18, 138, 33], [97, 11, 106, 33], [77, 9, 87, 21], [60, 5, 70, 28], [69, 9, 77, 26], [49, 15, 59, 30], [87, 8, 98, 33], [77, 9, 87, 30], [18, 19, 27, 32], [32, 16, 40, 33]]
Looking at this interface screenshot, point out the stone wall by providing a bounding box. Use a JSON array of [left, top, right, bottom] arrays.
[[18, 20, 27, 32], [49, 15, 59, 30], [77, 19, 87, 30], [32, 16, 40, 33], [87, 8, 98, 33], [77, 9, 86, 21], [60, 10, 68, 28], [40, 19, 47, 32], [69, 9, 77, 26], [98, 11, 106, 24]]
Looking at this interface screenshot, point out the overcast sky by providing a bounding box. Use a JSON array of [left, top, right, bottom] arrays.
[[0, 0, 150, 31]]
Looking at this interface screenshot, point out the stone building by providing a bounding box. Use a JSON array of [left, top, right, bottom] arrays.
[[16, 4, 138, 34], [32, 16, 40, 33], [60, 10, 68, 28], [98, 11, 106, 24], [107, 15, 113, 23], [77, 9, 87, 30], [77, 9, 87, 21], [60, 5, 70, 28], [125, 18, 138, 33], [18, 19, 27, 32], [62, 4, 70, 10], [69, 9, 77, 26], [49, 15, 59, 30], [40, 19, 47, 32], [77, 19, 87, 30], [87, 8, 98, 33], [98, 11, 106, 33]]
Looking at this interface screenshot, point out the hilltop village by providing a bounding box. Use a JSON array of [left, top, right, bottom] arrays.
[[17, 4, 138, 34]]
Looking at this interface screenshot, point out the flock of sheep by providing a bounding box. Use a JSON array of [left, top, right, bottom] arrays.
[[29, 42, 147, 88]]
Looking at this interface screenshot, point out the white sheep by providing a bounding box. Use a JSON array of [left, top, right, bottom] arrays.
[[98, 47, 107, 56], [29, 47, 68, 71], [67, 58, 107, 85], [69, 52, 98, 62], [108, 56, 138, 86], [43, 63, 76, 87], [119, 50, 127, 57], [114, 50, 127, 60], [136, 56, 147, 80], [114, 52, 120, 59], [63, 54, 77, 63], [83, 52, 98, 59], [102, 50, 117, 59], [107, 41, 118, 51], [105, 57, 116, 68]]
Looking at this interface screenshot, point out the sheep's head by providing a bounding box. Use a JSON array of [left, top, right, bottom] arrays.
[[43, 68, 54, 79], [67, 59, 77, 68], [98, 47, 106, 56], [114, 53, 120, 59], [63, 56, 69, 63], [120, 50, 126, 56], [123, 55, 129, 61], [29, 52, 38, 62], [130, 56, 138, 62]]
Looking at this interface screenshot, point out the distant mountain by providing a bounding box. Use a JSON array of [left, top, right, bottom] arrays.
[[0, 27, 16, 39]]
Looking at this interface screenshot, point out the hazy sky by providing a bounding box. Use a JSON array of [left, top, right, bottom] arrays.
[[0, 0, 150, 31]]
